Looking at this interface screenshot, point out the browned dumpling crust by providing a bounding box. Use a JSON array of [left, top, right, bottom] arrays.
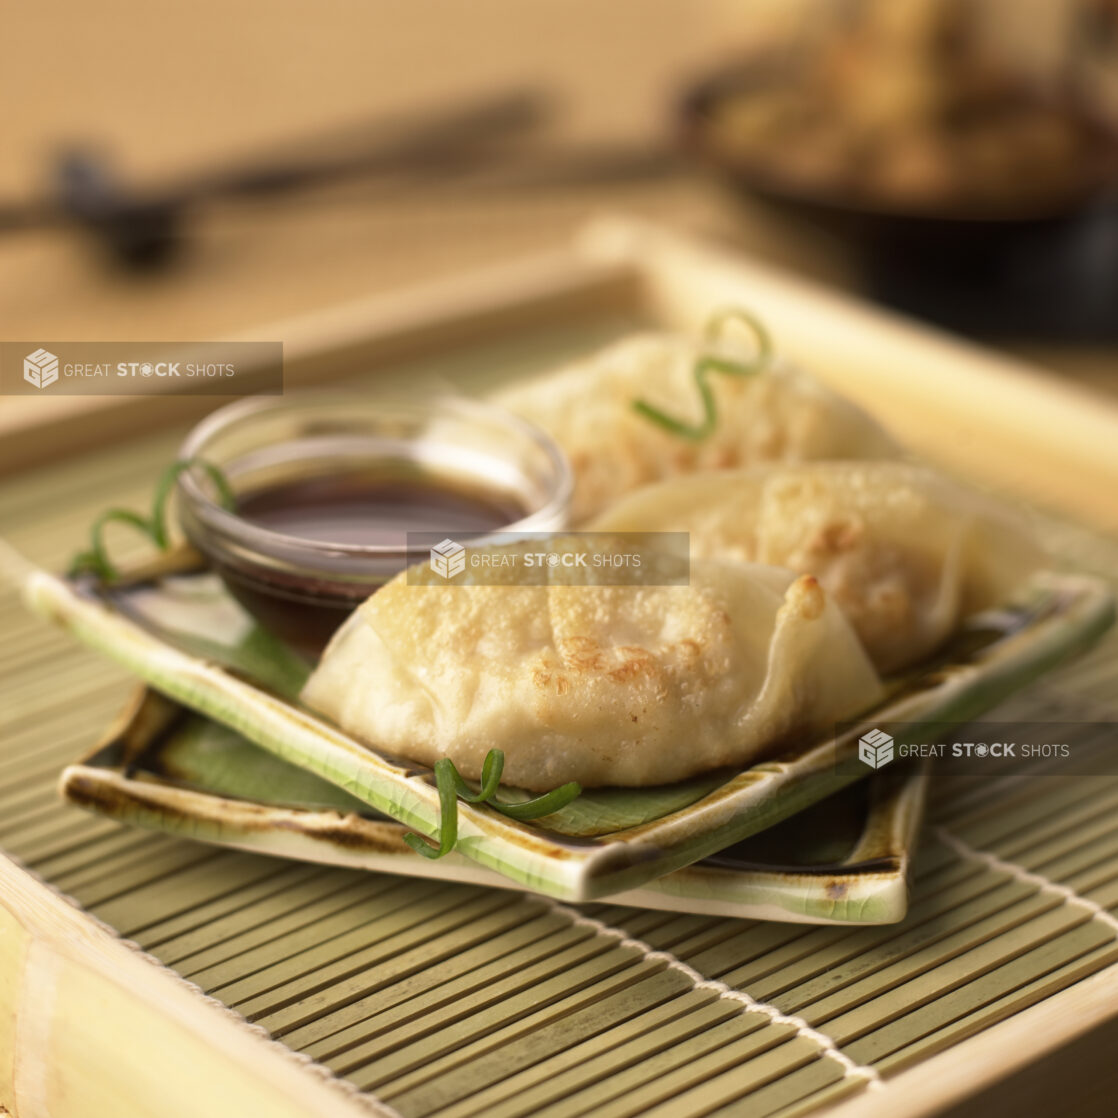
[[301, 551, 883, 790], [591, 461, 1043, 673]]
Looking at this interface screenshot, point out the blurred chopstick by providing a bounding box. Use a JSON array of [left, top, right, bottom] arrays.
[[241, 144, 687, 207], [181, 88, 551, 201], [0, 91, 693, 269], [0, 88, 552, 236]]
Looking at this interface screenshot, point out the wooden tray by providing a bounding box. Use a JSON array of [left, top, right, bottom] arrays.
[[3, 218, 1118, 1117]]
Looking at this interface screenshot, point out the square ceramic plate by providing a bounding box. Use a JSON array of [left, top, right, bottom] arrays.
[[62, 686, 930, 924], [21, 557, 1113, 902]]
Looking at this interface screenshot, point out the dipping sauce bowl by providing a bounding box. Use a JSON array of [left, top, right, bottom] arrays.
[[176, 394, 571, 656]]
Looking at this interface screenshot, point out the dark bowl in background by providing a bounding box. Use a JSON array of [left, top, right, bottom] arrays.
[[679, 62, 1118, 341]]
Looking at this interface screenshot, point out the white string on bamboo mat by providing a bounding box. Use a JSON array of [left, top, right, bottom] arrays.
[[546, 899, 885, 1091], [935, 826, 1118, 938]]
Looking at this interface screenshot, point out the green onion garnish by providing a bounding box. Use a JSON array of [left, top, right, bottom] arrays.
[[68, 457, 234, 581], [632, 308, 773, 440], [404, 748, 581, 859], [404, 759, 462, 860], [488, 782, 584, 820]]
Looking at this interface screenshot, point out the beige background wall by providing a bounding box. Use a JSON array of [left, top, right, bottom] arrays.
[[2, 2, 1115, 394]]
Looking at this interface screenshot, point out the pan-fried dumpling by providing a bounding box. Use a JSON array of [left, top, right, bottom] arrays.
[[300, 550, 884, 790], [491, 332, 897, 523], [590, 461, 1043, 673]]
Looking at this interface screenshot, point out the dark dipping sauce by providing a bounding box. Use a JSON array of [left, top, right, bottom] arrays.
[[237, 471, 523, 544], [222, 468, 526, 658]]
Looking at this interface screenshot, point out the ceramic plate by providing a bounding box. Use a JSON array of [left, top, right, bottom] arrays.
[[62, 686, 931, 924], [21, 559, 1112, 902]]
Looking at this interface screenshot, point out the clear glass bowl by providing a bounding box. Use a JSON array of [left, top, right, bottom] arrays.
[[176, 393, 571, 656]]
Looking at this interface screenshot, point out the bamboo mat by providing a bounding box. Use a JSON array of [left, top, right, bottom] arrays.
[[4, 344, 1118, 1116]]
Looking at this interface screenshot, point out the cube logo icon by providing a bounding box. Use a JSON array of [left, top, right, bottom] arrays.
[[859, 728, 894, 769], [429, 538, 466, 579], [24, 348, 59, 389]]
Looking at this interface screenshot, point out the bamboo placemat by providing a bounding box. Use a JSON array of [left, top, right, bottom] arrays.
[[3, 340, 1118, 1117]]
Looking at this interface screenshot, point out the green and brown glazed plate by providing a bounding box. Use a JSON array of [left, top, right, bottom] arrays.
[[62, 686, 930, 924], [19, 561, 1115, 902]]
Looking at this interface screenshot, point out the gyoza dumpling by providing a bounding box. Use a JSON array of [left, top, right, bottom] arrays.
[[491, 331, 897, 523], [590, 461, 1043, 673], [300, 548, 884, 790]]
